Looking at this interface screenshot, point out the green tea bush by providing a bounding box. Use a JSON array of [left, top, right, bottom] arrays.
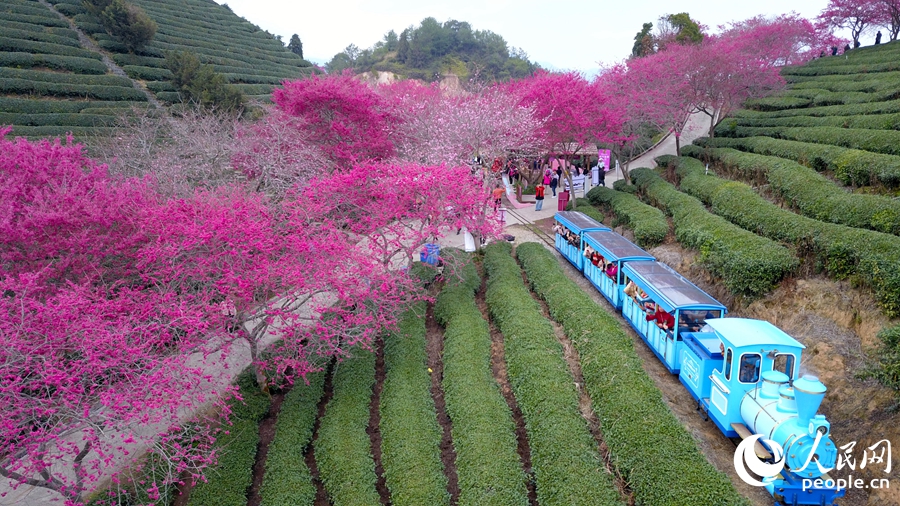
[[5, 125, 115, 138], [744, 96, 811, 111], [314, 350, 382, 505], [586, 186, 668, 247], [729, 112, 900, 131], [483, 242, 624, 506], [732, 98, 900, 119], [2, 12, 68, 27], [0, 78, 146, 101], [724, 125, 900, 156], [0, 27, 81, 47], [0, 67, 134, 87], [0, 36, 102, 59], [516, 243, 749, 506], [0, 112, 116, 127], [0, 97, 131, 113], [631, 165, 797, 297], [565, 197, 606, 222], [674, 155, 900, 317], [0, 52, 107, 74], [380, 304, 449, 506], [122, 64, 172, 81], [695, 136, 900, 188], [860, 325, 900, 398], [259, 370, 326, 506], [687, 146, 900, 234], [188, 370, 271, 506], [434, 256, 529, 506]]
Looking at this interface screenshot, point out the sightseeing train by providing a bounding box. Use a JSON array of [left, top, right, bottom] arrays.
[[553, 211, 845, 506]]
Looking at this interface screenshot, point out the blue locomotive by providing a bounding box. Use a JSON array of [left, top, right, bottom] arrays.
[[553, 211, 845, 506]]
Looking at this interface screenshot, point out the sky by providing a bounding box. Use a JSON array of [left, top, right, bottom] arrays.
[[214, 0, 842, 75]]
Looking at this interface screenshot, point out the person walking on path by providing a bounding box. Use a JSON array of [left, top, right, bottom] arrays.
[[534, 183, 545, 211], [549, 169, 559, 196], [492, 185, 504, 211]]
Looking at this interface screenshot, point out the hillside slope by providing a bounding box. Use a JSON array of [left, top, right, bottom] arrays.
[[1, 0, 313, 138]]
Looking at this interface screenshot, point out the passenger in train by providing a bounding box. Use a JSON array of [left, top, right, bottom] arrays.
[[624, 280, 640, 302], [739, 356, 760, 382], [646, 304, 674, 333], [605, 262, 618, 280], [591, 251, 602, 267], [583, 244, 595, 259]]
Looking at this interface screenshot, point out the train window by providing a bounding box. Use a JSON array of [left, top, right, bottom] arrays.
[[739, 354, 761, 383], [724, 349, 733, 381], [774, 354, 795, 379]]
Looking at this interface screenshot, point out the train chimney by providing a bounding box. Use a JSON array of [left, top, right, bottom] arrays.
[[793, 375, 827, 426]]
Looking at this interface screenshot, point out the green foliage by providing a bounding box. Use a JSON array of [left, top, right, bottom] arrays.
[[666, 12, 703, 45], [0, 26, 81, 47], [696, 136, 900, 188], [0, 112, 117, 127], [631, 165, 797, 297], [122, 64, 172, 80], [98, 0, 152, 50], [314, 349, 382, 506], [0, 97, 137, 114], [674, 154, 900, 317], [720, 125, 900, 156], [188, 370, 271, 506], [0, 52, 107, 74], [287, 34, 303, 58], [515, 243, 749, 505], [631, 22, 653, 58], [860, 325, 900, 397], [434, 256, 529, 506], [259, 371, 326, 506], [688, 146, 900, 235], [164, 50, 244, 112], [380, 303, 449, 506], [0, 77, 147, 101], [565, 198, 606, 223], [0, 35, 103, 59], [327, 17, 539, 82], [0, 67, 134, 87], [482, 242, 624, 506], [586, 186, 668, 247], [726, 111, 900, 131], [0, 11, 69, 28]]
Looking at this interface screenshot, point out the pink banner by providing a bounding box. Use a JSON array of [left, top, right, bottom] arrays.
[[598, 149, 612, 172]]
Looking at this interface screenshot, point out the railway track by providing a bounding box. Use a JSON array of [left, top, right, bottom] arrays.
[[502, 206, 555, 247]]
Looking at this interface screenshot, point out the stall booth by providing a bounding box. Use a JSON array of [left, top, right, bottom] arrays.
[[581, 231, 655, 310], [621, 261, 726, 373], [553, 212, 610, 270]]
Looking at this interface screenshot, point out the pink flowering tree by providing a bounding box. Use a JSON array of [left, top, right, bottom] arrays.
[[876, 0, 900, 40], [0, 130, 226, 505], [507, 71, 620, 206], [818, 0, 882, 46], [383, 80, 542, 168], [273, 71, 396, 168], [231, 107, 326, 198]]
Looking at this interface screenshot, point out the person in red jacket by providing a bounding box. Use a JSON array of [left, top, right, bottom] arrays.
[[646, 303, 675, 333], [534, 183, 545, 211]]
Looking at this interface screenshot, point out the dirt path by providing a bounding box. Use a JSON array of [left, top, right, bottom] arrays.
[[246, 392, 286, 506], [523, 272, 635, 506], [36, 0, 164, 109], [368, 336, 392, 505], [474, 271, 538, 506], [424, 303, 461, 505], [305, 360, 334, 506]]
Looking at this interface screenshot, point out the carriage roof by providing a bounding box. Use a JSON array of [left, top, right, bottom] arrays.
[[583, 231, 655, 262]]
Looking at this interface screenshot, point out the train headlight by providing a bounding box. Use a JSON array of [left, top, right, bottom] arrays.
[[808, 414, 829, 437]]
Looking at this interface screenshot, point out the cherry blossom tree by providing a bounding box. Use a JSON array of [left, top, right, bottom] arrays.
[[507, 71, 620, 206], [876, 0, 900, 40], [818, 0, 882, 47], [383, 80, 542, 168], [0, 129, 226, 505], [273, 71, 395, 168]]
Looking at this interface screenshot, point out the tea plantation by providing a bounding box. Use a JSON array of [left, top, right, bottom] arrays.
[[1, 0, 314, 139]]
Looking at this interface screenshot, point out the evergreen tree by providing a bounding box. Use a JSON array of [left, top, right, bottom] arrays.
[[397, 29, 409, 63], [288, 34, 303, 58], [631, 22, 654, 58]]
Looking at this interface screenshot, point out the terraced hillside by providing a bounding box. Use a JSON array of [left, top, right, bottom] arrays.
[[1, 0, 313, 138]]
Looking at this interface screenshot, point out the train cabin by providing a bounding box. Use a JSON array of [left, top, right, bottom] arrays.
[[581, 230, 655, 310], [553, 212, 609, 271], [620, 261, 726, 373]]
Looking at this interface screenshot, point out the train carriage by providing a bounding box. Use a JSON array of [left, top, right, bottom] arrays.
[[581, 230, 655, 310], [620, 261, 726, 373], [553, 212, 609, 271]]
